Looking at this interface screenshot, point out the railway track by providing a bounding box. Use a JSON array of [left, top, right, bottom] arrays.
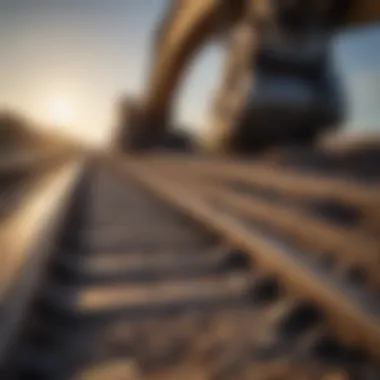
[[1, 152, 379, 379]]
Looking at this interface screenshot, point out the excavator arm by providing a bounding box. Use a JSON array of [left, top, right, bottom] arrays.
[[116, 0, 380, 153], [141, 0, 221, 142]]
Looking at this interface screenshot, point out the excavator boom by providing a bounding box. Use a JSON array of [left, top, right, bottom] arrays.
[[116, 0, 380, 153]]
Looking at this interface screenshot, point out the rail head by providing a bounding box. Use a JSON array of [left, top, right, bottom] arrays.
[[0, 158, 86, 365]]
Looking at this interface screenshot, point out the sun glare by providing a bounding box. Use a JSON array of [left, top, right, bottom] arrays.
[[48, 97, 75, 126]]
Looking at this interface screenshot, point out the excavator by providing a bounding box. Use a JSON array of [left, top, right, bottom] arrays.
[[115, 0, 380, 155]]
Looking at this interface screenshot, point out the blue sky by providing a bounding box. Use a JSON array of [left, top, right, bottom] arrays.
[[333, 24, 380, 134], [0, 0, 379, 145]]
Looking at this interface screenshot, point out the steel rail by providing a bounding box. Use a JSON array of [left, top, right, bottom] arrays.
[[145, 154, 380, 237], [0, 157, 85, 364], [105, 156, 380, 360], [140, 154, 380, 209], [147, 166, 380, 289]]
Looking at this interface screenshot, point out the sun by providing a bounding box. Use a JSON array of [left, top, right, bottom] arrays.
[[48, 97, 75, 126]]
